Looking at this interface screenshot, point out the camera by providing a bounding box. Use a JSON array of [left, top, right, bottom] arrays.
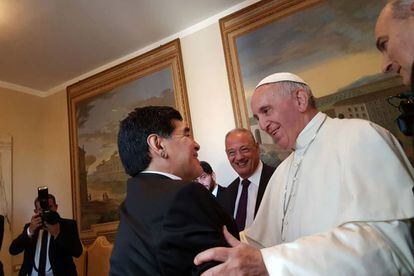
[[387, 92, 414, 136], [386, 62, 414, 136], [37, 186, 60, 225]]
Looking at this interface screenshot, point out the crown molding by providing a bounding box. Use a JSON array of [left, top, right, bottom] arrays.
[[0, 80, 48, 97], [0, 0, 259, 98]]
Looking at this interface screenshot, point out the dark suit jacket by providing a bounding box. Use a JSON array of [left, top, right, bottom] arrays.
[[215, 185, 226, 198], [110, 173, 239, 276], [217, 163, 276, 218], [9, 218, 83, 276]]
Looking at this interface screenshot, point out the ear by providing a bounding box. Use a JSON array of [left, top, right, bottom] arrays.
[[293, 89, 309, 112], [147, 134, 167, 159], [410, 2, 414, 12]]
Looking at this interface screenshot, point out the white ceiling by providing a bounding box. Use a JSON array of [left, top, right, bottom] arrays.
[[0, 0, 252, 96]]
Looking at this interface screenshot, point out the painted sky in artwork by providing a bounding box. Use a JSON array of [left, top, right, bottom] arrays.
[[236, 0, 389, 108], [76, 67, 174, 174]]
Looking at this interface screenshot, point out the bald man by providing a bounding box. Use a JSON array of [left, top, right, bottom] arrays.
[[376, 0, 414, 87]]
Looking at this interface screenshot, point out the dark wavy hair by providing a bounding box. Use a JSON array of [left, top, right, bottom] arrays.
[[34, 194, 56, 207], [117, 106, 182, 177], [200, 161, 213, 175]]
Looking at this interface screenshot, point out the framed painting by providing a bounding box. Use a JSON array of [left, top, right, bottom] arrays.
[[220, 0, 412, 166], [67, 39, 191, 244]]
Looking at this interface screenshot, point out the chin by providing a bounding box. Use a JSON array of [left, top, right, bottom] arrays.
[[400, 70, 411, 86], [402, 77, 411, 86], [276, 142, 290, 150], [236, 167, 249, 175]]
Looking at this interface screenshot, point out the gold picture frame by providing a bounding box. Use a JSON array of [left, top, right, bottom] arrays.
[[67, 39, 191, 244], [220, 0, 322, 128], [219, 0, 411, 167]]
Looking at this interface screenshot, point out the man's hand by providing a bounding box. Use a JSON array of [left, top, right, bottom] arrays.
[[28, 214, 42, 235], [45, 222, 61, 238], [194, 226, 269, 276]]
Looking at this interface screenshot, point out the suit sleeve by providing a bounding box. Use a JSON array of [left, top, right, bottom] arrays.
[[53, 220, 83, 258], [9, 224, 33, 255], [157, 183, 239, 276]]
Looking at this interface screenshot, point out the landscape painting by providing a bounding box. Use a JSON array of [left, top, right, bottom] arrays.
[[220, 0, 411, 166], [76, 68, 175, 230], [67, 39, 191, 243]]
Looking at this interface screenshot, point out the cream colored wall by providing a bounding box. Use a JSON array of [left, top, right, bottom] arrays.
[[40, 90, 72, 219], [0, 87, 45, 228], [0, 87, 72, 273], [0, 87, 44, 272], [181, 22, 238, 185]]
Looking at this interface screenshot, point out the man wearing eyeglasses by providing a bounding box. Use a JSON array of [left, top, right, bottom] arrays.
[[217, 128, 276, 231]]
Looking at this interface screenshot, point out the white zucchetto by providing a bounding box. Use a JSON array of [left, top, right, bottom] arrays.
[[256, 72, 308, 89]]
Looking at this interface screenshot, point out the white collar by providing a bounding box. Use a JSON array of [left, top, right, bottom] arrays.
[[294, 112, 326, 150], [239, 161, 263, 186], [141, 170, 182, 180]]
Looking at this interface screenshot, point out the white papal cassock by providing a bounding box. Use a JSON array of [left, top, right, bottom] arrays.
[[244, 112, 414, 275]]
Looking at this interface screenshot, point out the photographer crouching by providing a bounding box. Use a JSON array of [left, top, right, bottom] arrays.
[[9, 189, 82, 276]]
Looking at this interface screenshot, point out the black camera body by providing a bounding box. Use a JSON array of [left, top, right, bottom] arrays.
[[389, 62, 414, 137], [396, 97, 414, 136], [38, 186, 60, 225]]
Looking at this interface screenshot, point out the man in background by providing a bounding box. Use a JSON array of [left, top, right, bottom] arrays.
[[376, 0, 414, 88], [217, 128, 275, 231], [196, 161, 224, 196], [9, 194, 82, 276]]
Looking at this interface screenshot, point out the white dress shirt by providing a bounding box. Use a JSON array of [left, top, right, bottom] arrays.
[[211, 185, 218, 197], [27, 228, 53, 276], [141, 170, 181, 180], [233, 161, 263, 229]]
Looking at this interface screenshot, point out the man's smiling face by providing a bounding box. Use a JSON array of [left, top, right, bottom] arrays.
[[225, 131, 260, 179]]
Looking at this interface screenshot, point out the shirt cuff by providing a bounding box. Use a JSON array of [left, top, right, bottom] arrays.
[[27, 227, 34, 237]]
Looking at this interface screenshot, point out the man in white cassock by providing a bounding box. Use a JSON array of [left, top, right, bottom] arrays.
[[194, 72, 414, 275]]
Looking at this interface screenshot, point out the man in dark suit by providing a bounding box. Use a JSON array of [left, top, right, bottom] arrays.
[[9, 194, 82, 276], [217, 128, 276, 231], [110, 106, 239, 276]]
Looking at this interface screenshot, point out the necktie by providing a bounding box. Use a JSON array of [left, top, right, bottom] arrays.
[[235, 179, 250, 231], [38, 230, 48, 276]]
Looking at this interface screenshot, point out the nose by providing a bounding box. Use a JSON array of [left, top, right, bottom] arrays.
[[194, 140, 200, 151], [382, 56, 394, 74], [258, 117, 270, 133], [234, 150, 245, 161]]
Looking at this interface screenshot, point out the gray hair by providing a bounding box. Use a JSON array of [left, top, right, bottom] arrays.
[[390, 0, 414, 19], [225, 128, 257, 144], [273, 81, 316, 108]]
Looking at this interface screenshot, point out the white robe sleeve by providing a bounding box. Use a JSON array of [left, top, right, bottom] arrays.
[[258, 220, 414, 275]]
